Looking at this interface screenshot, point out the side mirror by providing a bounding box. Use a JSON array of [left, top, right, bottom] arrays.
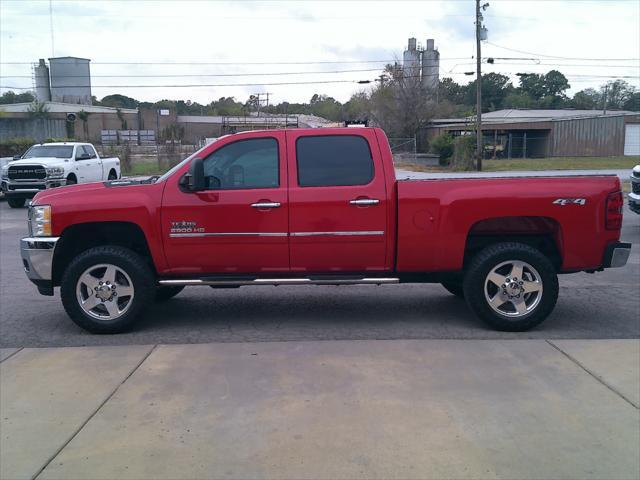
[[13, 154, 21, 160], [77, 153, 91, 160], [180, 157, 206, 192]]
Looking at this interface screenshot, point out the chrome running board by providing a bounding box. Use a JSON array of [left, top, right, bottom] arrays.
[[158, 277, 400, 287]]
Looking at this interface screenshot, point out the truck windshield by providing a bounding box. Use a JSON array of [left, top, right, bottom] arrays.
[[23, 146, 74, 159]]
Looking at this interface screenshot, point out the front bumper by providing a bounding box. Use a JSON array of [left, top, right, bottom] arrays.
[[1, 178, 67, 198], [20, 236, 59, 295], [628, 191, 640, 214], [602, 241, 632, 269]]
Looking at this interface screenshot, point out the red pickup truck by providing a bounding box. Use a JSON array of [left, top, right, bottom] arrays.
[[21, 128, 630, 333]]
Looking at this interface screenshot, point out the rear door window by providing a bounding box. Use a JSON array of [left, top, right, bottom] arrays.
[[296, 135, 374, 187]]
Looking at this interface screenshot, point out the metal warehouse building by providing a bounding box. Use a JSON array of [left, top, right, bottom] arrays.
[[425, 109, 640, 158]]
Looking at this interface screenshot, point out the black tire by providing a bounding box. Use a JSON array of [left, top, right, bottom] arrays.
[[7, 198, 26, 208], [60, 246, 155, 333], [108, 170, 118, 180], [66, 175, 77, 185], [441, 282, 464, 298], [155, 285, 184, 302], [463, 242, 559, 332]]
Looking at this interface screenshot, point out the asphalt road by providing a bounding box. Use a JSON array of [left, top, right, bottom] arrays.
[[1, 199, 638, 347]]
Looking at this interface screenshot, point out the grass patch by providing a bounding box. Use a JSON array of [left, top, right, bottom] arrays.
[[123, 162, 167, 177], [483, 156, 639, 172]]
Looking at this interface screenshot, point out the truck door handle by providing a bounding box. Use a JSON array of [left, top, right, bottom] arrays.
[[251, 202, 281, 209], [350, 198, 379, 206]]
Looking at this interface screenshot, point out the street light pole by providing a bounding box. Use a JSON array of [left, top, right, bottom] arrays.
[[475, 0, 483, 171]]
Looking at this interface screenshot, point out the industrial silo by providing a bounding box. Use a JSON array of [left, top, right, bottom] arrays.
[[34, 59, 51, 102], [421, 39, 440, 94], [48, 56, 92, 105], [403, 38, 421, 81]]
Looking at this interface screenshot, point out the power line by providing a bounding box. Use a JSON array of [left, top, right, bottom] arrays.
[[0, 68, 394, 79], [0, 58, 471, 66], [486, 42, 640, 61]]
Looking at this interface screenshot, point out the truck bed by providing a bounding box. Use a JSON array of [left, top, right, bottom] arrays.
[[395, 174, 621, 274], [395, 168, 627, 181]]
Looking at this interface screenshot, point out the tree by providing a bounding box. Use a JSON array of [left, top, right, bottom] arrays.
[[518, 73, 546, 101], [623, 92, 640, 111], [465, 73, 513, 111], [543, 70, 570, 99], [439, 77, 466, 105], [0, 90, 35, 104], [571, 88, 600, 109], [99, 94, 139, 109], [603, 80, 636, 110], [515, 70, 569, 107], [366, 64, 435, 137], [503, 92, 534, 108]]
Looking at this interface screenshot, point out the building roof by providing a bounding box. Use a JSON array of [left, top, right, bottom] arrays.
[[482, 109, 637, 119], [48, 56, 91, 62], [0, 102, 137, 114], [430, 109, 639, 128]]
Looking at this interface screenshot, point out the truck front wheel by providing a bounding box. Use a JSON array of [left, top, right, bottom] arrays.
[[7, 198, 26, 208], [60, 246, 155, 333], [463, 242, 558, 331]]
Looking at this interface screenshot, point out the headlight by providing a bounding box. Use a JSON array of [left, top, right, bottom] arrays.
[[1, 165, 8, 178], [28, 205, 52, 237], [46, 167, 65, 178]]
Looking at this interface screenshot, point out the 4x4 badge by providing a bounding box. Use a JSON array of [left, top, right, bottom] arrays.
[[553, 198, 586, 206]]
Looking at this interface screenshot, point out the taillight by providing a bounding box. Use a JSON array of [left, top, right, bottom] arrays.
[[605, 191, 623, 230]]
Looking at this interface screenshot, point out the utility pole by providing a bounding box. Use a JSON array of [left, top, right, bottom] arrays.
[[602, 84, 609, 115], [475, 1, 489, 171]]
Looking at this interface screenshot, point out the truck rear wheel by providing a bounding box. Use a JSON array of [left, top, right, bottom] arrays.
[[7, 198, 26, 208], [60, 246, 155, 333], [463, 242, 558, 331]]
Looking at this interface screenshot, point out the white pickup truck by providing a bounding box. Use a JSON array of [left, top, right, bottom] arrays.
[[1, 142, 121, 208]]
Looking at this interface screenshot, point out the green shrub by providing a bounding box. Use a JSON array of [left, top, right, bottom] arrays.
[[429, 133, 455, 166], [0, 136, 35, 157], [451, 135, 477, 171]]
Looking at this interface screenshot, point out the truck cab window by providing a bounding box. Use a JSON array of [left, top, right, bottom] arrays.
[[202, 138, 279, 190], [296, 135, 374, 187]]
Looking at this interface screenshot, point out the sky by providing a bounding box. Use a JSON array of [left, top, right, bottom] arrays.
[[0, 0, 639, 105]]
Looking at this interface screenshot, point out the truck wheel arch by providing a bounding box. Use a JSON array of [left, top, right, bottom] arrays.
[[464, 216, 564, 271], [66, 173, 77, 184], [52, 222, 154, 286]]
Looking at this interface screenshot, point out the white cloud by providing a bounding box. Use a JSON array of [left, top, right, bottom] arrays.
[[1, 0, 638, 104]]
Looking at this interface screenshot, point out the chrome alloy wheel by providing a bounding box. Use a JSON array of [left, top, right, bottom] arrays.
[[484, 260, 543, 318], [75, 263, 135, 320]]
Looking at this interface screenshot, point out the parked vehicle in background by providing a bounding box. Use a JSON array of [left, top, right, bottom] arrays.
[[1, 142, 120, 208], [0, 156, 13, 199], [629, 165, 640, 214], [20, 128, 630, 334]]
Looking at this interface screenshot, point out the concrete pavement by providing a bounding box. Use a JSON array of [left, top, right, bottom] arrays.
[[1, 339, 638, 480]]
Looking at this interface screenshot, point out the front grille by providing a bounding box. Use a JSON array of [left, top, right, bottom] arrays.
[[8, 184, 46, 191], [632, 181, 640, 194], [8, 165, 46, 180]]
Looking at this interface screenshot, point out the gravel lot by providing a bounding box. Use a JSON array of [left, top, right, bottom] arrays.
[[1, 198, 638, 347]]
